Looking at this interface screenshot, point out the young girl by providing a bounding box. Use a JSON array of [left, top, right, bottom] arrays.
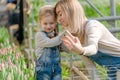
[[35, 5, 62, 80], [55, 0, 120, 80]]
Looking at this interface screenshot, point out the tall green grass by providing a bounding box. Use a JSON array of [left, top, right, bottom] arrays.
[[0, 27, 9, 43]]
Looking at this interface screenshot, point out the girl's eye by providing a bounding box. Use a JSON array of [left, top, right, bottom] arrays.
[[50, 22, 54, 25], [44, 23, 47, 25]]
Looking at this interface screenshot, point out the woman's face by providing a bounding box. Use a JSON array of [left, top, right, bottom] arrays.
[[56, 6, 68, 27]]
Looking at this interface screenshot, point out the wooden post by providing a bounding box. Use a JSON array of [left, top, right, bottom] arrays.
[[72, 66, 89, 80], [80, 55, 101, 80]]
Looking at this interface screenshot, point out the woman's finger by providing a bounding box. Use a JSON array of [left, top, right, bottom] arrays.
[[62, 39, 72, 50], [63, 35, 77, 44]]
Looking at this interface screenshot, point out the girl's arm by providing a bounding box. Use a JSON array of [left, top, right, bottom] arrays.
[[35, 32, 62, 48]]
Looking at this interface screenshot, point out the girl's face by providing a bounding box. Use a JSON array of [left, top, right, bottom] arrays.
[[56, 6, 68, 27], [40, 15, 57, 33]]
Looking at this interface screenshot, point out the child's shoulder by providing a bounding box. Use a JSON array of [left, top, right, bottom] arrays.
[[35, 31, 47, 37]]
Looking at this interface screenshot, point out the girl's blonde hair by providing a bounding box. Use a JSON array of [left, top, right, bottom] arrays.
[[39, 5, 56, 23], [55, 0, 87, 39]]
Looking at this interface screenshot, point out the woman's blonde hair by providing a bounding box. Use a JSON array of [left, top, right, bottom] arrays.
[[55, 0, 87, 38]]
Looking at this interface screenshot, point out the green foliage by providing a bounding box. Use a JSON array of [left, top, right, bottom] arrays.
[[62, 65, 70, 79], [116, 4, 120, 15], [83, 5, 100, 18], [82, 0, 120, 18], [96, 63, 107, 80], [0, 27, 9, 43], [29, 0, 46, 23]]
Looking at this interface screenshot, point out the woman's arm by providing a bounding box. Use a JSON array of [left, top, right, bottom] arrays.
[[83, 23, 102, 56], [62, 20, 102, 56]]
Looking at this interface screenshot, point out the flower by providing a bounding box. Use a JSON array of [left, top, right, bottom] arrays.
[[9, 48, 13, 53], [1, 48, 7, 55], [15, 52, 20, 59], [0, 63, 5, 70]]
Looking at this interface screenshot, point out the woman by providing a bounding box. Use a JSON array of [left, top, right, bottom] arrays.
[[54, 0, 120, 80]]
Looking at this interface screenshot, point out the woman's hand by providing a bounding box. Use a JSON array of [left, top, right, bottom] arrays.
[[62, 35, 84, 55]]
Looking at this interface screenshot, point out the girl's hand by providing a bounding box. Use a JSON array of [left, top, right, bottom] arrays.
[[62, 35, 84, 55]]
